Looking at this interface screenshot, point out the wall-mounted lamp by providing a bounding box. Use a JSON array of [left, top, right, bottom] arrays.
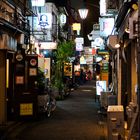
[[125, 27, 130, 34], [114, 43, 120, 49], [132, 3, 138, 11], [107, 35, 121, 50]]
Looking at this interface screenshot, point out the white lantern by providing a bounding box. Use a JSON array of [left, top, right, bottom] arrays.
[[78, 8, 88, 20], [60, 14, 66, 24]]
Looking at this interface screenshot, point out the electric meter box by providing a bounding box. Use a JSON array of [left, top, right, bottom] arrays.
[[107, 105, 124, 140]]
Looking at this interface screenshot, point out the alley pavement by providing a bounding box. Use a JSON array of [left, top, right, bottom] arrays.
[[1, 80, 107, 140]]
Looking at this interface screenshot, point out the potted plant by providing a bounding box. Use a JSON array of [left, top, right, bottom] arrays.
[[37, 68, 45, 94]]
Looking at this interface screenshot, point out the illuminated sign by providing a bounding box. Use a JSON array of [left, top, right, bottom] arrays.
[[60, 14, 66, 24], [16, 54, 23, 61], [91, 37, 104, 50], [84, 47, 92, 55], [75, 37, 84, 44], [94, 38, 104, 46], [75, 37, 84, 51], [39, 13, 52, 29], [29, 13, 52, 31], [35, 42, 57, 50], [64, 63, 72, 77], [99, 17, 114, 37], [96, 81, 106, 95], [32, 0, 45, 6], [100, 0, 106, 16], [20, 103, 33, 116], [30, 59, 37, 66], [106, 0, 118, 12], [80, 56, 86, 64], [72, 23, 81, 31], [92, 48, 96, 55], [74, 65, 80, 71], [97, 50, 109, 55], [76, 43, 83, 51], [93, 24, 100, 30], [95, 56, 102, 62]]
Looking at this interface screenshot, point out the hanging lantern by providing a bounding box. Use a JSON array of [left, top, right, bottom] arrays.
[[78, 8, 88, 20]]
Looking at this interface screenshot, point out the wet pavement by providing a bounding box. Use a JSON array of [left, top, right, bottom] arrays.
[[2, 80, 108, 140]]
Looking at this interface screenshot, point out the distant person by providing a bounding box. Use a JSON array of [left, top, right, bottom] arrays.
[[96, 63, 100, 75], [80, 69, 84, 85], [87, 69, 92, 80]]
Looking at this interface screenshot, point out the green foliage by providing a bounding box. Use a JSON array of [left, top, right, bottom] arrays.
[[37, 68, 45, 90], [52, 41, 75, 92], [55, 40, 75, 62]]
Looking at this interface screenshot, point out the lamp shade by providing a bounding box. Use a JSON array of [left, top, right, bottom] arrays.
[[78, 8, 88, 19]]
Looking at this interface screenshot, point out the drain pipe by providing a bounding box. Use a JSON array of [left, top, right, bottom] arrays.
[[117, 49, 121, 105], [137, 1, 140, 139]]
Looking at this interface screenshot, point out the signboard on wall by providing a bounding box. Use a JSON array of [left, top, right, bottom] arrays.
[[64, 63, 72, 77], [96, 81, 107, 95], [38, 13, 52, 29], [29, 13, 52, 31], [31, 0, 45, 6], [106, 0, 118, 13], [60, 14, 67, 24], [20, 103, 33, 116], [100, 0, 106, 16], [80, 56, 86, 64], [99, 17, 114, 37], [44, 58, 51, 80], [35, 42, 57, 50], [76, 43, 83, 51], [72, 23, 81, 31], [75, 37, 84, 51]]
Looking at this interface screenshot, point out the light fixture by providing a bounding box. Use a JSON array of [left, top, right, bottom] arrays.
[[78, 8, 88, 20], [108, 35, 121, 49], [125, 27, 130, 34], [115, 43, 120, 49], [43, 50, 47, 55], [78, 1, 89, 42], [132, 3, 138, 11]]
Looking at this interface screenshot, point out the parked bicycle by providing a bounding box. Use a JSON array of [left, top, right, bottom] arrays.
[[63, 77, 72, 96], [46, 82, 56, 117], [38, 81, 56, 117]]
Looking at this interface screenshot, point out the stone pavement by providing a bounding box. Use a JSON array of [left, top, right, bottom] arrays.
[[1, 80, 108, 140], [0, 121, 23, 140]]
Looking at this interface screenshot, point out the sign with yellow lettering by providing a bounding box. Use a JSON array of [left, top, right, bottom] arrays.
[[20, 103, 33, 116]]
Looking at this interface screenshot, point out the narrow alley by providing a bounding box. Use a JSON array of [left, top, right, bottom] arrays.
[[4, 80, 107, 140]]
